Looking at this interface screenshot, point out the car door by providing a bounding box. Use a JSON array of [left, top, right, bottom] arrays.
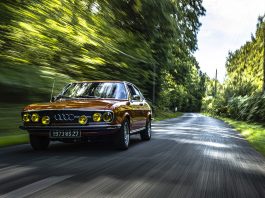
[[132, 85, 148, 128], [126, 83, 142, 130]]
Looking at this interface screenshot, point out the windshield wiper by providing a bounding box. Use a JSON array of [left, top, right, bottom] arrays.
[[76, 95, 101, 99], [55, 95, 73, 100]]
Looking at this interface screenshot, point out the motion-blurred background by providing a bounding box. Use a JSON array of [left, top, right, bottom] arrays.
[[0, 0, 206, 137]]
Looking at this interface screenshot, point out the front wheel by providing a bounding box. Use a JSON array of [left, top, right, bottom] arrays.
[[140, 119, 151, 141], [29, 134, 50, 150], [115, 119, 130, 150]]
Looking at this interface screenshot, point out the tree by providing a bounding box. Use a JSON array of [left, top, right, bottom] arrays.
[[0, 0, 206, 111]]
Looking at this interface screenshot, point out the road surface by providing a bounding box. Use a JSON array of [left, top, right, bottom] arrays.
[[0, 113, 264, 198]]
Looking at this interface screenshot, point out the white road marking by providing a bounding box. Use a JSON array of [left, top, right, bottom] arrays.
[[0, 175, 73, 198]]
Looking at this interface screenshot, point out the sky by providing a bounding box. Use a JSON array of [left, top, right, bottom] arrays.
[[194, 0, 265, 82]]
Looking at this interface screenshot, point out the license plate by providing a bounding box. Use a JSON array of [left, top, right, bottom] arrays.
[[50, 130, 81, 138]]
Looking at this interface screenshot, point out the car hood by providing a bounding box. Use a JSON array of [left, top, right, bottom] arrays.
[[23, 99, 121, 111]]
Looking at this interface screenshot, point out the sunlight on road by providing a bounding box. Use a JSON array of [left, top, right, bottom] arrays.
[[0, 113, 264, 197], [152, 113, 265, 180]]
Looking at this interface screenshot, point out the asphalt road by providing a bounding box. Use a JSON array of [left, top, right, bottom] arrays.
[[0, 113, 264, 198]]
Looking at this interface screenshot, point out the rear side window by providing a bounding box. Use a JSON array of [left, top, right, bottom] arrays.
[[133, 85, 144, 100], [127, 84, 136, 97], [126, 84, 143, 101]]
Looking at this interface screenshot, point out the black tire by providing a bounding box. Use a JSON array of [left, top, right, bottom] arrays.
[[140, 119, 151, 141], [29, 134, 50, 150], [115, 119, 130, 150]]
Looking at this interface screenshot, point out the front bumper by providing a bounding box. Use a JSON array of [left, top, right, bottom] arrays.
[[19, 124, 121, 137]]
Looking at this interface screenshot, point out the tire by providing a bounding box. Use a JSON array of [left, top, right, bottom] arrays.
[[29, 134, 50, 150], [115, 119, 130, 150], [140, 119, 151, 141]]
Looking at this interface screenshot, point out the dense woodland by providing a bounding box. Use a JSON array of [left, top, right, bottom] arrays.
[[203, 15, 265, 122], [0, 0, 206, 112]]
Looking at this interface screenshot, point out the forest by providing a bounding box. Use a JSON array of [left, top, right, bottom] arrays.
[[203, 15, 265, 122], [0, 0, 206, 114]]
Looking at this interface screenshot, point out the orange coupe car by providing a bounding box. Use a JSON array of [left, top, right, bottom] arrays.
[[20, 81, 152, 150]]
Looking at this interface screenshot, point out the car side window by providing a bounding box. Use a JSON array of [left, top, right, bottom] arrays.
[[116, 83, 127, 99], [127, 84, 136, 99], [127, 84, 142, 101], [133, 85, 144, 101], [132, 86, 143, 101]]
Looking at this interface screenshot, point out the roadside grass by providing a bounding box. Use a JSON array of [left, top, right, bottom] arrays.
[[0, 103, 29, 147], [154, 110, 183, 121], [0, 134, 28, 147], [206, 113, 265, 156], [221, 117, 265, 156]]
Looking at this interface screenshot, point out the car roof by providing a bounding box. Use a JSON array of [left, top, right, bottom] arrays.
[[70, 81, 139, 88]]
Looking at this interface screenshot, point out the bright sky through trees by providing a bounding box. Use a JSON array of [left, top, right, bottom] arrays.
[[195, 0, 265, 82]]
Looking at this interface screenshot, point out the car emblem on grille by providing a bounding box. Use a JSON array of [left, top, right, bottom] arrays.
[[54, 114, 75, 121]]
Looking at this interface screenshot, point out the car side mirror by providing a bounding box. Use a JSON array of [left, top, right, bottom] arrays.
[[132, 94, 141, 101]]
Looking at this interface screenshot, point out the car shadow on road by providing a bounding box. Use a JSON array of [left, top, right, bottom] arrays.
[[0, 134, 144, 159], [49, 135, 143, 153]]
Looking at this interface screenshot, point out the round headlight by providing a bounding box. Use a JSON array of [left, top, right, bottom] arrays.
[[42, 116, 50, 125], [79, 115, 88, 125], [92, 113, 102, 122], [23, 113, 31, 122], [103, 112, 113, 122], [31, 113, 40, 122]]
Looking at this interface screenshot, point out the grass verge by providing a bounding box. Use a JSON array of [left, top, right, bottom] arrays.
[[0, 103, 29, 147], [154, 110, 183, 121], [0, 134, 28, 148], [214, 116, 265, 156]]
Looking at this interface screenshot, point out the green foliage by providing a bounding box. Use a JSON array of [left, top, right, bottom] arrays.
[[0, 103, 27, 135], [224, 15, 265, 97], [159, 59, 207, 112], [203, 15, 265, 122], [226, 94, 265, 122], [0, 0, 205, 112], [202, 95, 227, 116], [154, 110, 183, 121], [204, 91, 265, 123]]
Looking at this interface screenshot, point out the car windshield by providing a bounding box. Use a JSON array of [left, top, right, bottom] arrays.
[[59, 82, 127, 100]]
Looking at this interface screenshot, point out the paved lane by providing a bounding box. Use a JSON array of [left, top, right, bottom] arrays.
[[0, 113, 264, 198]]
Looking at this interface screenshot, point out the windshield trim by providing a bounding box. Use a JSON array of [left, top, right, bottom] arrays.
[[58, 82, 129, 100]]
